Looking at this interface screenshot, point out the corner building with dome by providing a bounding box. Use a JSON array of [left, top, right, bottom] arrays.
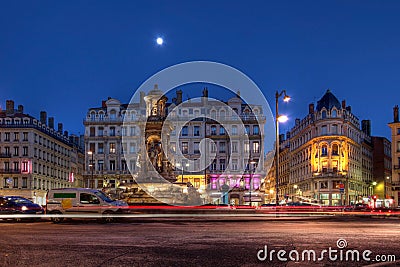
[[267, 90, 374, 206]]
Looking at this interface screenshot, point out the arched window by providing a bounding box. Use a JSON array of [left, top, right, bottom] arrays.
[[321, 110, 327, 119], [321, 145, 328, 156], [332, 144, 339, 156], [331, 109, 337, 118], [90, 112, 96, 121]]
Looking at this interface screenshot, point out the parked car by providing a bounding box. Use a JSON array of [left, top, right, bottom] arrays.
[[0, 196, 44, 222]]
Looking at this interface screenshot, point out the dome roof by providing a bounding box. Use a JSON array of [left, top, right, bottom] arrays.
[[316, 89, 341, 111]]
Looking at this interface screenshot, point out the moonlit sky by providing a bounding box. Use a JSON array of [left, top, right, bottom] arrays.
[[1, 1, 399, 139]]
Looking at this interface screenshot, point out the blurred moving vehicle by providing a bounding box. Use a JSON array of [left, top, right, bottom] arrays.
[[46, 188, 129, 223], [0, 196, 44, 221]]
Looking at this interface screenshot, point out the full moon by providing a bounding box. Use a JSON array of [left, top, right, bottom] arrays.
[[156, 37, 163, 45]]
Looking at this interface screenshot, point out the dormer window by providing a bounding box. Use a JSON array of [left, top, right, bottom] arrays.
[[331, 109, 337, 118], [110, 110, 116, 120], [321, 110, 327, 119]]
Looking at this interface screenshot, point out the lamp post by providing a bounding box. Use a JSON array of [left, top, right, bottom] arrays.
[[275, 90, 290, 205], [249, 159, 257, 206], [87, 151, 94, 188]]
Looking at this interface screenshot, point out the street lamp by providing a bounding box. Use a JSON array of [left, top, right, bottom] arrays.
[[275, 90, 290, 205], [87, 151, 94, 188], [247, 159, 257, 206]]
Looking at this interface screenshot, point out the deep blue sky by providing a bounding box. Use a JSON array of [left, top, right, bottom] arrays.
[[1, 1, 399, 139]]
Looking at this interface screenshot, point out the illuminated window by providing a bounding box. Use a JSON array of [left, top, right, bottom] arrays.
[[109, 143, 116, 154], [332, 161, 338, 172], [253, 141, 260, 153], [19, 162, 26, 174], [182, 142, 188, 154], [244, 142, 250, 153]]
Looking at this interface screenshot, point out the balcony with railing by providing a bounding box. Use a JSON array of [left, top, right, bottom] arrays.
[[0, 169, 20, 174]]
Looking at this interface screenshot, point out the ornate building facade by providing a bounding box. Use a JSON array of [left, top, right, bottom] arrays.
[[388, 105, 400, 207], [0, 100, 84, 205], [84, 86, 266, 205], [266, 90, 374, 206]]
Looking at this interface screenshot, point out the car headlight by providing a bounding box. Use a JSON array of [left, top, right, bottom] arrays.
[[21, 206, 28, 211]]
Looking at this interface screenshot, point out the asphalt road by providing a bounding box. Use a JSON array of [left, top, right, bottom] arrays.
[[0, 217, 399, 267]]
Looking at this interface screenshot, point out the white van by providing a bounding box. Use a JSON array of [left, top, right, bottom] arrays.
[[46, 188, 128, 223]]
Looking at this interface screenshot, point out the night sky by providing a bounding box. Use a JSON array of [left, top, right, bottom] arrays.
[[1, 1, 399, 139]]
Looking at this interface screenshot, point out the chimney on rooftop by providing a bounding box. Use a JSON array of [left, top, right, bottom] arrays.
[[361, 120, 371, 136], [58, 123, 63, 133], [40, 111, 47, 125], [6, 100, 14, 114], [17, 105, 24, 113], [176, 90, 182, 105], [309, 103, 314, 114], [394, 105, 399, 123], [48, 117, 54, 129]]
